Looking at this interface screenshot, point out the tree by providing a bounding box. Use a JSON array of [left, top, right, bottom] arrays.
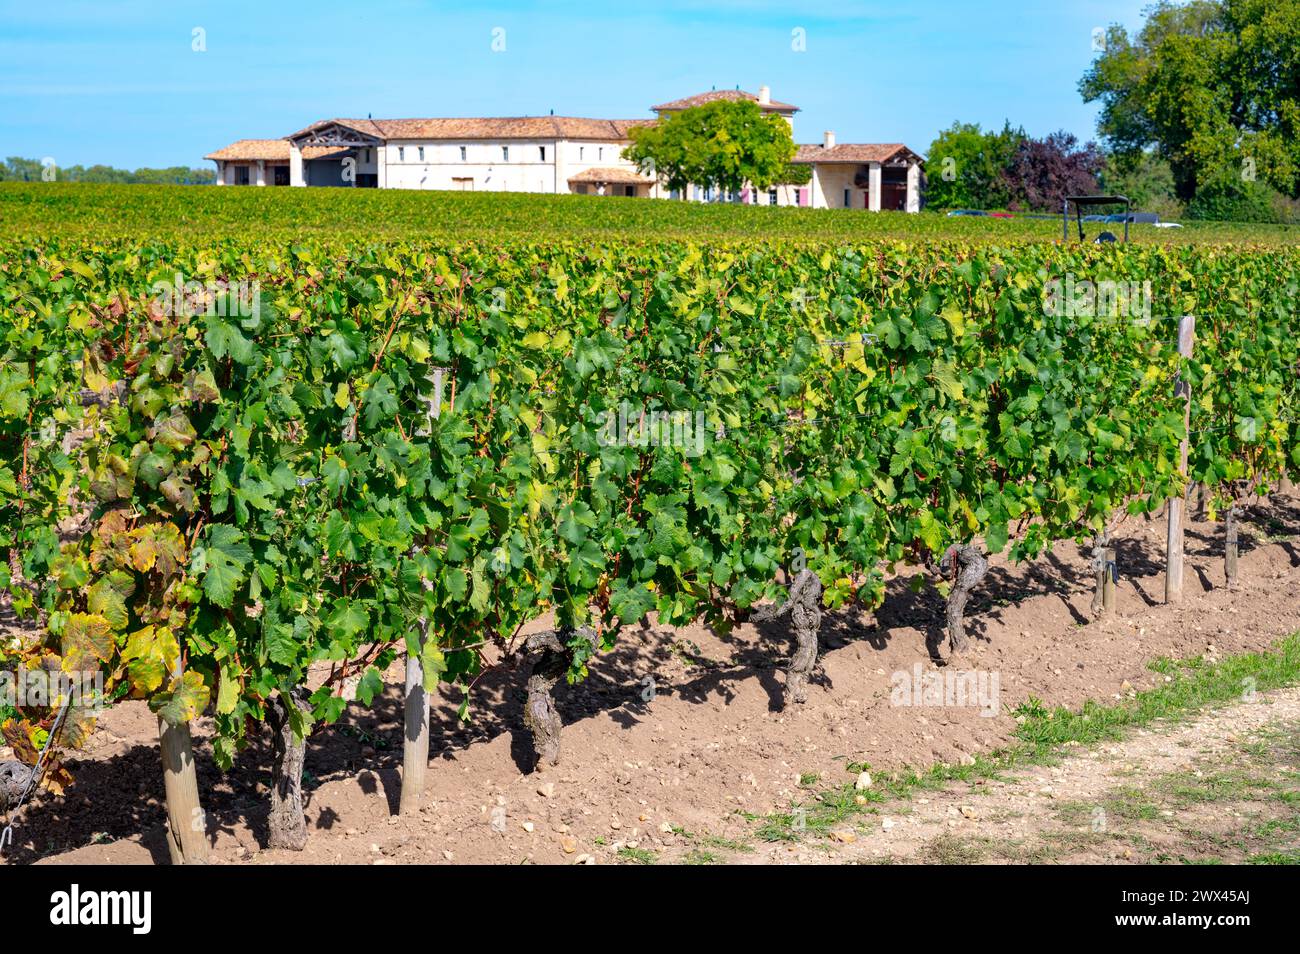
[[1188, 166, 1300, 222], [922, 121, 1022, 210], [0, 157, 45, 182], [1099, 151, 1184, 218], [777, 162, 812, 187], [1080, 0, 1300, 201], [1001, 131, 1104, 212], [623, 99, 797, 196]]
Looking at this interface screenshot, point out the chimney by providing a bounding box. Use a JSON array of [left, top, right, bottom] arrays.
[[758, 85, 771, 105], [823, 130, 835, 149]]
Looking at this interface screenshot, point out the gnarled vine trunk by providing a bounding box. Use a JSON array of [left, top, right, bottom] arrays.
[[1089, 531, 1109, 618], [265, 688, 311, 850], [753, 568, 824, 707], [0, 761, 33, 813], [523, 627, 597, 770], [941, 544, 989, 657]]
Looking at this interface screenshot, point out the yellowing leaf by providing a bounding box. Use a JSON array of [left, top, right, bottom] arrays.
[[941, 302, 967, 338], [62, 613, 116, 672]]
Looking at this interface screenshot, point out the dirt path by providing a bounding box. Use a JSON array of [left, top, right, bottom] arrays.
[[8, 494, 1300, 866], [686, 686, 1300, 865]]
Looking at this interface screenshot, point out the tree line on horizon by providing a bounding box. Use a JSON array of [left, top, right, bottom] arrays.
[[0, 156, 214, 186]]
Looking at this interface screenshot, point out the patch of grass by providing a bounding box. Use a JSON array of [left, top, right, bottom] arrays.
[[665, 824, 755, 860], [1248, 850, 1300, 864], [616, 846, 657, 865], [1055, 787, 1161, 826], [697, 834, 753, 853], [337, 724, 390, 749], [1153, 769, 1277, 806], [668, 639, 715, 669], [921, 834, 992, 864], [1036, 829, 1108, 853]]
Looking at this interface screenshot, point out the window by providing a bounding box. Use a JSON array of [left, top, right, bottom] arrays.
[[843, 188, 850, 208], [624, 185, 635, 197], [418, 146, 424, 161], [452, 177, 474, 191], [502, 146, 509, 161], [579, 146, 584, 160], [598, 147, 604, 160], [575, 184, 588, 194], [398, 146, 405, 161], [235, 165, 250, 185], [768, 188, 778, 205], [539, 146, 546, 161], [460, 146, 467, 161], [274, 166, 290, 186]]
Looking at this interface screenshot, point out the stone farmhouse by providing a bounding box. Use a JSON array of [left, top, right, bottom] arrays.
[[205, 86, 924, 211]]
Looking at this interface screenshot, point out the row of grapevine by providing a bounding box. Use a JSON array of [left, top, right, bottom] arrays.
[[1, 236, 1297, 859], [8, 181, 1300, 247]]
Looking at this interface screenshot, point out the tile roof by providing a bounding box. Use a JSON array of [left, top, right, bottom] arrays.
[[567, 166, 652, 185], [204, 139, 345, 161], [287, 117, 655, 143], [651, 89, 799, 113], [793, 143, 921, 164], [285, 118, 388, 141]]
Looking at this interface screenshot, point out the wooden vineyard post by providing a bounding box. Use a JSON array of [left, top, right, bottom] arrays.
[[158, 715, 209, 865], [399, 620, 431, 815], [1225, 505, 1240, 588], [1165, 315, 1196, 604], [400, 368, 443, 815], [1102, 545, 1117, 614]]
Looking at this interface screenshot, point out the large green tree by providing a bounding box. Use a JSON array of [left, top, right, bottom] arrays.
[[623, 99, 797, 196], [922, 121, 1023, 210], [1080, 0, 1300, 200], [1099, 150, 1184, 218]]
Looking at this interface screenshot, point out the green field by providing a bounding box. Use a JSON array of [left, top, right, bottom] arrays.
[[3, 182, 1298, 246]]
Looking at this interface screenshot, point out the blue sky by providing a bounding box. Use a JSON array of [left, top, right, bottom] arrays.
[[0, 0, 1151, 169]]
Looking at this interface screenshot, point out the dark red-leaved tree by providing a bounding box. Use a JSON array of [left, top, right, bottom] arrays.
[[1001, 131, 1104, 212]]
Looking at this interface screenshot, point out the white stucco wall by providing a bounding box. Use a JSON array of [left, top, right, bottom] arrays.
[[810, 165, 867, 209], [374, 137, 655, 194]]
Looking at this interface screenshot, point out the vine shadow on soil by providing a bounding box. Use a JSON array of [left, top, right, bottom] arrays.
[[16, 497, 1299, 861]]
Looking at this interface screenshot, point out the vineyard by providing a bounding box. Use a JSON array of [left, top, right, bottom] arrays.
[[5, 181, 1300, 246], [2, 186, 1300, 864]]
